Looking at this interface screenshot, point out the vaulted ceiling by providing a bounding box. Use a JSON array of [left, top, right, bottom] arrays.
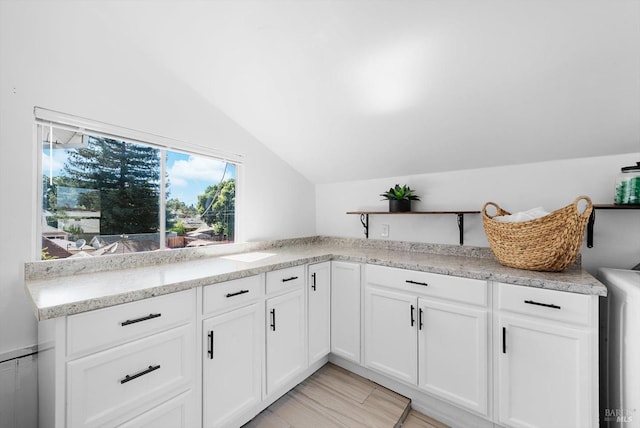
[[99, 0, 639, 183]]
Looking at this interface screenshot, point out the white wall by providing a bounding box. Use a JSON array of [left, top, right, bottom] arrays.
[[0, 1, 315, 359], [317, 153, 640, 274]]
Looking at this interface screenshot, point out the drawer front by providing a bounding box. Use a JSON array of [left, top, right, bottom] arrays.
[[366, 264, 487, 306], [497, 282, 593, 326], [118, 390, 195, 428], [67, 289, 195, 358], [203, 275, 262, 315], [67, 324, 194, 428], [266, 265, 305, 295]]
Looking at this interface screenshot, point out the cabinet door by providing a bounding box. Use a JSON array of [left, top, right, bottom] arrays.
[[364, 286, 417, 384], [331, 261, 361, 363], [202, 304, 262, 428], [418, 298, 488, 416], [308, 262, 331, 364], [497, 315, 592, 428], [266, 288, 306, 396]]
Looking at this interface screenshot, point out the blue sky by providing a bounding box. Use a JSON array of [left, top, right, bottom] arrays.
[[43, 148, 236, 208], [166, 151, 236, 207]]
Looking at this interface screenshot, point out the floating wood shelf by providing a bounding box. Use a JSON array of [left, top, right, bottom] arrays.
[[346, 210, 481, 245], [587, 204, 640, 248]]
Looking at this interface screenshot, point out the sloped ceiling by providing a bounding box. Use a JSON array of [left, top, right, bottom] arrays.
[[98, 0, 639, 183]]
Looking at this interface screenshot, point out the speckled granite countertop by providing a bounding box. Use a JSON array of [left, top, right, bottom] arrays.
[[24, 236, 607, 320]]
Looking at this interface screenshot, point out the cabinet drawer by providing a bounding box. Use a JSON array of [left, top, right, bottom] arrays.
[[266, 265, 305, 295], [366, 264, 487, 306], [67, 324, 194, 428], [497, 282, 593, 326], [118, 390, 194, 428], [67, 289, 195, 358], [203, 275, 261, 315]]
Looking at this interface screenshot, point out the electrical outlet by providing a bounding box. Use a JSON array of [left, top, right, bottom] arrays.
[[381, 224, 389, 238]]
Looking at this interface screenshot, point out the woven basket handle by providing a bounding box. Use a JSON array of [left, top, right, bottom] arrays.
[[573, 195, 593, 218], [482, 202, 509, 218]]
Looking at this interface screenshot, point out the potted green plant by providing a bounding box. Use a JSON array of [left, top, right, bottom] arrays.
[[380, 184, 420, 212]]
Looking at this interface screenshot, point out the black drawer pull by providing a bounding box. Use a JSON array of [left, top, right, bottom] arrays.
[[121, 313, 161, 326], [226, 289, 250, 298], [208, 331, 214, 359], [270, 309, 276, 331], [406, 280, 428, 286], [120, 364, 160, 384], [281, 276, 298, 283], [524, 300, 561, 310]]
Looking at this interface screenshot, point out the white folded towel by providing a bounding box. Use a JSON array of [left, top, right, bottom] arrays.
[[493, 206, 549, 223]]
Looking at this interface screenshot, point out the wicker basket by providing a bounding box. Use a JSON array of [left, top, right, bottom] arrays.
[[482, 196, 593, 272]]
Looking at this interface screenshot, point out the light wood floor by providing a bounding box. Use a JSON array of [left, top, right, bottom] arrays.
[[242, 363, 449, 428]]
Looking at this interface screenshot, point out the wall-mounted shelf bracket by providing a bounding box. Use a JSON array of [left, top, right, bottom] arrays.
[[457, 213, 464, 246], [359, 213, 369, 239], [586, 204, 640, 248]]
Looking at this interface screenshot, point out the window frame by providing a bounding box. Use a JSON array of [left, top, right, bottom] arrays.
[[34, 107, 243, 261]]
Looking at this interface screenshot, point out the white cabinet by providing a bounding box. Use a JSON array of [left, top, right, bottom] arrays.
[[308, 262, 331, 364], [39, 289, 197, 428], [364, 264, 489, 416], [265, 273, 306, 396], [331, 261, 361, 363], [364, 286, 417, 384], [202, 303, 262, 428], [496, 282, 597, 428], [118, 390, 194, 428], [418, 298, 488, 415]]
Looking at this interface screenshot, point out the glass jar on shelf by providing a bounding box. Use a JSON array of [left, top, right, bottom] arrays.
[[615, 161, 640, 205]]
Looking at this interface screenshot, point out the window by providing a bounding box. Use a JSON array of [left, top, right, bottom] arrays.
[[37, 109, 239, 260]]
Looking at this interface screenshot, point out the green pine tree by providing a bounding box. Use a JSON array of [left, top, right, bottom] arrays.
[[58, 137, 161, 235]]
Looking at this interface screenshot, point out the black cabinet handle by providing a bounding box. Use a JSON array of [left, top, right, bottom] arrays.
[[281, 276, 298, 282], [311, 273, 317, 291], [121, 313, 161, 326], [208, 331, 214, 359], [419, 308, 424, 330], [226, 289, 249, 298], [120, 364, 160, 384], [406, 280, 428, 287], [410, 305, 415, 327], [524, 300, 561, 310], [502, 327, 506, 354], [270, 309, 276, 331]]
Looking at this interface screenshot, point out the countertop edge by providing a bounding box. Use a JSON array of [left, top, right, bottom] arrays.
[[27, 248, 606, 321]]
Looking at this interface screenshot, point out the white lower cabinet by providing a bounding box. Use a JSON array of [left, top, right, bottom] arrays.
[[202, 303, 262, 428], [496, 282, 597, 428], [67, 324, 194, 428], [331, 261, 361, 363], [418, 298, 488, 415], [364, 286, 418, 384], [308, 262, 331, 364], [265, 287, 306, 396], [38, 289, 197, 428], [364, 264, 490, 416]]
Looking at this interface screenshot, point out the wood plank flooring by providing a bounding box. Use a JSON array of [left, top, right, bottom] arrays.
[[242, 363, 449, 428]]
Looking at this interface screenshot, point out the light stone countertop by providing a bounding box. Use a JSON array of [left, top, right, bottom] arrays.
[[24, 236, 607, 321]]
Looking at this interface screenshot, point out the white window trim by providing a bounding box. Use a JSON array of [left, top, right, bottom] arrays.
[[34, 107, 243, 260]]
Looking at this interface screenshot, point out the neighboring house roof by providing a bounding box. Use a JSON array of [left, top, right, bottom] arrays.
[[41, 237, 72, 259], [42, 224, 69, 239]]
